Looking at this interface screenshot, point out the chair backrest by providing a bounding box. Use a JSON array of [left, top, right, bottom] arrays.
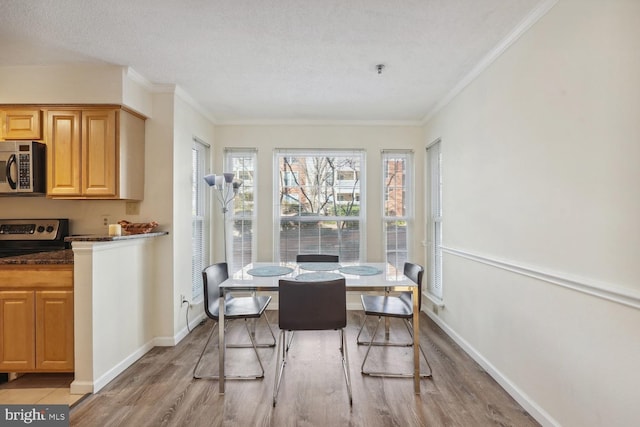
[[202, 262, 229, 320], [279, 278, 346, 331], [402, 262, 424, 309], [296, 254, 339, 263]]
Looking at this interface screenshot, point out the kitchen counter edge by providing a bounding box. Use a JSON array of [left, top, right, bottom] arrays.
[[65, 231, 169, 242]]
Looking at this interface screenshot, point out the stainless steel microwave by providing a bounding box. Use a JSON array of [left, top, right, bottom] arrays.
[[0, 141, 46, 195]]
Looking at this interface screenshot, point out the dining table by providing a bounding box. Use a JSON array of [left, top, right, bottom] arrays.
[[217, 262, 422, 394]]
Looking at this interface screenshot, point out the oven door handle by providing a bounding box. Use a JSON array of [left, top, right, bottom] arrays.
[[6, 154, 17, 190]]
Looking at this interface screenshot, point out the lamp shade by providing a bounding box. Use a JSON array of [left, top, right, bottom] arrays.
[[203, 174, 216, 186]]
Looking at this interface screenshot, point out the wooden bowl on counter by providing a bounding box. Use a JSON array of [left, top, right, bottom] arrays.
[[117, 220, 159, 235]]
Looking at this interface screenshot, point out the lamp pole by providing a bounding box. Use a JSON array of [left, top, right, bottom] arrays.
[[204, 173, 241, 263]]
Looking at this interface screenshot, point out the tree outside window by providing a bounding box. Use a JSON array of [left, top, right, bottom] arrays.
[[276, 150, 365, 263]]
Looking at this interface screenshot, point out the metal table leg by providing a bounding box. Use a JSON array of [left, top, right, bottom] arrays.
[[219, 292, 225, 394], [413, 286, 421, 394]]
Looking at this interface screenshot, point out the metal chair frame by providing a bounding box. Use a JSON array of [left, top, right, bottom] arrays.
[[193, 262, 276, 380], [357, 262, 432, 378], [273, 277, 352, 407]]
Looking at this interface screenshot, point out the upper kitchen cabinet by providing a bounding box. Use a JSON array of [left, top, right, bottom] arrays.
[[0, 108, 43, 140], [46, 107, 145, 199]]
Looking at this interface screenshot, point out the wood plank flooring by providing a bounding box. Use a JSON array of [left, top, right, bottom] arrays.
[[70, 311, 539, 427]]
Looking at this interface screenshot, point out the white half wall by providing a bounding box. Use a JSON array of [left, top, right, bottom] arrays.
[[71, 238, 161, 394], [423, 0, 640, 426]]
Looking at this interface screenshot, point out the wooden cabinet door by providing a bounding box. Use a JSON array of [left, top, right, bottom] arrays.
[[82, 109, 117, 197], [47, 110, 82, 196], [1, 109, 42, 140], [35, 290, 74, 371], [0, 291, 35, 371]]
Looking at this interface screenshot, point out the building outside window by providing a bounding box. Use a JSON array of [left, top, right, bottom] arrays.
[[382, 150, 413, 272], [274, 149, 365, 263]]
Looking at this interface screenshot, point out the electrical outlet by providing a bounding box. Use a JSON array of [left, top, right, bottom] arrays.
[[101, 215, 111, 227]]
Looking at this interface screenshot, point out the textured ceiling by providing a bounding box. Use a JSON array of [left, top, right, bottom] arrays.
[[0, 0, 546, 122]]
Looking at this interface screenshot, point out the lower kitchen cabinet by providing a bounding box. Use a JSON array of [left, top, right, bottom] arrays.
[[0, 291, 35, 371], [36, 290, 74, 371], [0, 266, 74, 372]]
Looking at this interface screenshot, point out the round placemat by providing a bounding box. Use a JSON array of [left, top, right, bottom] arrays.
[[338, 265, 383, 276], [295, 272, 344, 282], [247, 266, 294, 277], [298, 262, 341, 271]]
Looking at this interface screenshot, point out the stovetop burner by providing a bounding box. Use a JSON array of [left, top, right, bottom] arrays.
[[0, 219, 70, 258]]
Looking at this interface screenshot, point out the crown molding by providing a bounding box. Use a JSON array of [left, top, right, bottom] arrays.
[[150, 83, 218, 124], [123, 66, 154, 91], [215, 119, 423, 127]]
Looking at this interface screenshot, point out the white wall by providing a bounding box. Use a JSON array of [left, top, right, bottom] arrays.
[[71, 238, 159, 394], [423, 0, 640, 426], [213, 125, 425, 264]]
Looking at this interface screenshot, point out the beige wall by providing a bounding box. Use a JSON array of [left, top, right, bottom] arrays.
[[213, 125, 426, 264], [423, 0, 640, 425], [0, 64, 122, 106], [170, 94, 216, 335]]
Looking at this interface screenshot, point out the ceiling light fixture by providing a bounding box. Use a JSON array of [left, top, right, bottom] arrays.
[[376, 64, 385, 75]]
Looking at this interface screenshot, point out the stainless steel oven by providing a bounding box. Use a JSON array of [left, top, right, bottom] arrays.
[[0, 141, 46, 195], [0, 219, 69, 258]]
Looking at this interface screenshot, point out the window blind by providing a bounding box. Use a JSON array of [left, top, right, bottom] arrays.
[[427, 140, 443, 299]]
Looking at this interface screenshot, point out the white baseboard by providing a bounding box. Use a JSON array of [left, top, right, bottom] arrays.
[[91, 339, 156, 393], [424, 309, 559, 427]]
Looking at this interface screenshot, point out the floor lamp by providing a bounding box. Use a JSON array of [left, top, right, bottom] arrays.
[[204, 172, 241, 262]]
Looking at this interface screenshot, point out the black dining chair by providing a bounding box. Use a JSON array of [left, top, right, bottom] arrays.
[[193, 262, 276, 380], [356, 261, 432, 378], [296, 254, 339, 263], [286, 254, 340, 352], [273, 277, 352, 407]]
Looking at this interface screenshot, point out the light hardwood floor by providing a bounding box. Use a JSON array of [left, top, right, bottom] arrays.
[[70, 311, 539, 426]]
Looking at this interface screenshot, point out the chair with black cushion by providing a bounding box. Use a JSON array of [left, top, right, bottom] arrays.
[[193, 262, 276, 380], [296, 254, 339, 263], [273, 278, 352, 407], [356, 261, 432, 378], [286, 254, 340, 351]]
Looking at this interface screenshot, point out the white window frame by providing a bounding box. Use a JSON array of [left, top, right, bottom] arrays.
[[427, 139, 443, 300], [225, 148, 257, 273], [382, 150, 413, 272], [273, 149, 366, 262], [192, 137, 210, 302]]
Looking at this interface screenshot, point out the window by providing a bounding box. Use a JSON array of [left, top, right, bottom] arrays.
[[427, 140, 443, 299], [192, 138, 210, 301], [275, 149, 365, 263], [226, 149, 256, 273], [382, 150, 413, 272]]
